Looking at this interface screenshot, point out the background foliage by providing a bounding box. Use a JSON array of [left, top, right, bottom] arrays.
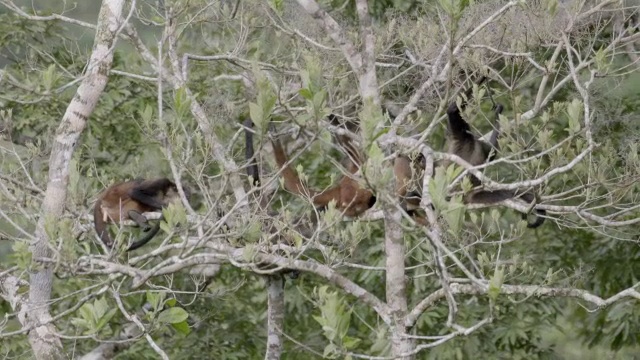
[[1, 0, 639, 358]]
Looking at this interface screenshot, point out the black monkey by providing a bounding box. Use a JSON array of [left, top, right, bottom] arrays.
[[446, 77, 545, 228], [394, 77, 545, 228]]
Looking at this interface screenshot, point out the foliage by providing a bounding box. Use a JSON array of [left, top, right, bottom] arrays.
[[1, 0, 640, 359]]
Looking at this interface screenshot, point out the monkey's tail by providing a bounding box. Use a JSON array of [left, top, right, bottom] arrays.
[[518, 192, 546, 229], [93, 199, 113, 247], [466, 189, 545, 228], [127, 223, 161, 252], [244, 118, 260, 186]]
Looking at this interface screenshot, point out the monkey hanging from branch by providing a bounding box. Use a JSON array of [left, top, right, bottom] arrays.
[[269, 115, 377, 218], [395, 76, 546, 228]]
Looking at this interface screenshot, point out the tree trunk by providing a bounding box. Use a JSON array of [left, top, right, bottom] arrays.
[[265, 275, 285, 360], [25, 1, 126, 358]]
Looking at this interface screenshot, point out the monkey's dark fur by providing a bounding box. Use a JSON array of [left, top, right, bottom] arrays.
[[395, 76, 545, 228]]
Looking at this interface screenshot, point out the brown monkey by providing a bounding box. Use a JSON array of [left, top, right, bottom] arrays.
[[94, 178, 189, 251], [270, 115, 376, 217], [395, 77, 545, 228]]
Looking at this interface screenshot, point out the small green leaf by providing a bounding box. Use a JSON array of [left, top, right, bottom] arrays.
[[269, 0, 284, 13], [78, 303, 93, 324], [343, 336, 362, 350], [95, 308, 117, 331], [157, 307, 189, 324], [140, 104, 154, 124], [443, 198, 465, 236], [172, 320, 191, 335], [146, 291, 163, 311], [488, 267, 505, 301], [312, 90, 326, 113], [243, 243, 257, 262], [299, 88, 313, 100], [173, 87, 191, 119], [566, 99, 582, 135], [594, 46, 609, 73], [42, 64, 57, 91], [544, 0, 558, 15], [163, 202, 188, 228], [249, 102, 264, 129]]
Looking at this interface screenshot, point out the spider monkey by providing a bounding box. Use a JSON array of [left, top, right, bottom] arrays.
[[94, 178, 189, 251], [269, 115, 376, 217], [243, 119, 301, 279], [395, 76, 545, 228]]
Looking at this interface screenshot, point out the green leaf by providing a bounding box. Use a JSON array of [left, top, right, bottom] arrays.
[[323, 343, 339, 358], [268, 0, 284, 13], [78, 303, 94, 325], [157, 307, 189, 324], [163, 202, 188, 229], [249, 102, 264, 129], [299, 88, 313, 100], [443, 198, 465, 236], [439, 0, 459, 17], [314, 286, 353, 347], [95, 308, 117, 331], [173, 87, 191, 119], [566, 99, 582, 135], [243, 243, 257, 262], [594, 46, 609, 73], [488, 267, 505, 301], [140, 104, 154, 124], [544, 0, 558, 15], [42, 64, 57, 91], [312, 90, 327, 116], [146, 291, 163, 311], [343, 336, 362, 349], [172, 320, 191, 335]]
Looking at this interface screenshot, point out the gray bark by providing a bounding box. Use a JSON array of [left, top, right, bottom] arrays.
[[264, 275, 285, 360]]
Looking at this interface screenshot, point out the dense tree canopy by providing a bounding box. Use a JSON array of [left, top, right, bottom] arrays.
[[0, 0, 639, 359]]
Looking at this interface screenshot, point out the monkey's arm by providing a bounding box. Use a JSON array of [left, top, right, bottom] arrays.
[[482, 103, 503, 161], [271, 138, 319, 198], [328, 114, 362, 165], [466, 189, 545, 228], [93, 200, 112, 247], [488, 104, 503, 150], [309, 185, 342, 210], [272, 138, 354, 211], [447, 97, 475, 143], [447, 76, 489, 142], [127, 210, 152, 231]]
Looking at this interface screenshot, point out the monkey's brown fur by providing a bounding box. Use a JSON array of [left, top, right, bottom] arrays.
[[270, 115, 376, 218], [94, 178, 187, 251]]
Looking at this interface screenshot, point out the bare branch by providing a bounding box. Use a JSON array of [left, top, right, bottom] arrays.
[[407, 282, 640, 327]]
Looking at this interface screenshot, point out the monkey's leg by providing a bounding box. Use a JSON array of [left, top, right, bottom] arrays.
[[128, 210, 152, 231]]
